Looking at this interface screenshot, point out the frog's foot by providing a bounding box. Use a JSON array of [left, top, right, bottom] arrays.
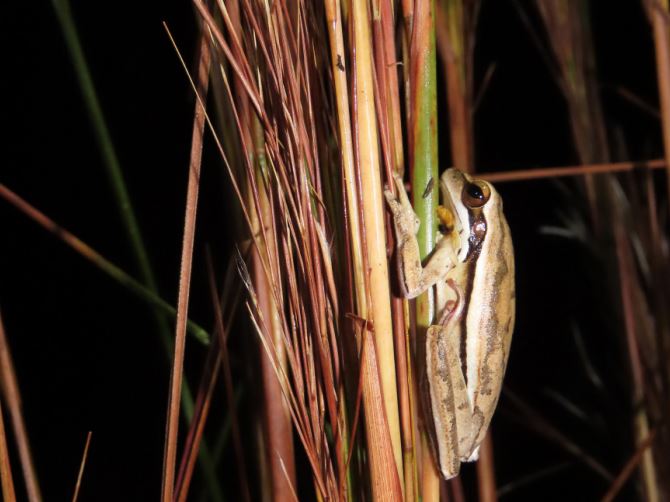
[[384, 173, 420, 236]]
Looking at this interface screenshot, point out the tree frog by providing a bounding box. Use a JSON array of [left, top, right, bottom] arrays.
[[384, 168, 515, 479]]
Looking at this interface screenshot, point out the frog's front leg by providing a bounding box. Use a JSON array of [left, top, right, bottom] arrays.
[[384, 175, 458, 298], [425, 319, 481, 479]]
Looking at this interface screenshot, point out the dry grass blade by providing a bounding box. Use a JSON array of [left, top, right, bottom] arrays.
[[71, 432, 92, 502], [195, 0, 353, 498], [174, 336, 220, 502], [482, 159, 665, 183], [645, 0, 670, 215], [0, 311, 41, 502], [435, 0, 481, 172], [601, 429, 657, 502], [0, 400, 17, 502], [160, 26, 211, 502], [612, 183, 661, 501], [177, 250, 250, 502], [0, 184, 209, 345]]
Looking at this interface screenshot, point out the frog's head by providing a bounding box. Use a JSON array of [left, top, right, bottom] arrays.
[[439, 168, 502, 262]]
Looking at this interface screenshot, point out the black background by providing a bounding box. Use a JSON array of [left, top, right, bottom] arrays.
[[1, 1, 663, 500]]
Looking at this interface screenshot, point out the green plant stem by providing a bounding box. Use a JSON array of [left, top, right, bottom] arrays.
[[410, 0, 440, 497], [412, 3, 439, 347]]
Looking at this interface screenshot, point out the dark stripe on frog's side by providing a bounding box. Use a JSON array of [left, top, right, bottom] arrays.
[[458, 208, 487, 385], [467, 202, 514, 449]]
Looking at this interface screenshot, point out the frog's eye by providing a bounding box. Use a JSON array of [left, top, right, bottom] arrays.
[[462, 181, 491, 208]]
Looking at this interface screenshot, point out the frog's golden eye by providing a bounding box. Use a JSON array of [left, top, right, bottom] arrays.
[[462, 181, 491, 208]]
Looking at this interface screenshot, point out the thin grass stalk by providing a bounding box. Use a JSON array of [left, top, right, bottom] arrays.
[[535, 0, 607, 227], [602, 429, 657, 502], [70, 432, 92, 502], [0, 185, 210, 345], [613, 202, 660, 502], [370, 0, 417, 496], [160, 29, 211, 502], [475, 436, 496, 502], [647, 0, 670, 214], [0, 312, 41, 502], [324, 1, 365, 495], [51, 3, 223, 493], [49, 0, 191, 373], [409, 0, 441, 497], [0, 400, 16, 502], [435, 0, 479, 173], [482, 159, 666, 183], [536, 2, 662, 497], [175, 250, 246, 501], [175, 335, 221, 502], [379, 0, 406, 177], [251, 116, 297, 501], [351, 0, 404, 495], [50, 0, 162, 303], [640, 157, 670, 497]]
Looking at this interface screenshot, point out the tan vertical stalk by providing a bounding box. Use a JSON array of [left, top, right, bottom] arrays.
[[435, 0, 476, 173], [0, 400, 16, 502], [649, 0, 670, 219], [325, 2, 371, 496], [373, 0, 417, 495], [475, 436, 497, 502], [613, 210, 659, 502], [0, 313, 41, 502], [538, 2, 659, 498], [352, 0, 404, 494]]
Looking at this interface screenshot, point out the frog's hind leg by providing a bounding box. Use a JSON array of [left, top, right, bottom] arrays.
[[425, 321, 478, 478]]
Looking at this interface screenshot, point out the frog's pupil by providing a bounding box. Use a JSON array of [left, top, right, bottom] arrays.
[[466, 183, 483, 200]]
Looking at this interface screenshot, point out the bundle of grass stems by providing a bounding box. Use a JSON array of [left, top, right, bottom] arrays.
[[2, 0, 670, 500]]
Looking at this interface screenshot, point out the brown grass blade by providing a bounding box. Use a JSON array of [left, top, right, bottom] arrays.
[[174, 335, 220, 502], [647, 0, 670, 216], [0, 400, 16, 502], [0, 311, 41, 502], [70, 431, 92, 502], [175, 250, 250, 502], [160, 25, 211, 502], [482, 158, 665, 183], [0, 185, 209, 345], [435, 0, 480, 173], [601, 429, 657, 502], [613, 194, 660, 502], [475, 434, 497, 502]]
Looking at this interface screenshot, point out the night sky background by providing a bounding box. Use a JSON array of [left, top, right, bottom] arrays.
[[2, 1, 664, 500]]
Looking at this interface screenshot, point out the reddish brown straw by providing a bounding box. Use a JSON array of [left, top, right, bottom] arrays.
[[0, 312, 41, 502], [71, 432, 92, 502], [0, 399, 16, 502], [601, 430, 657, 502], [160, 26, 211, 502], [482, 159, 665, 183]]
